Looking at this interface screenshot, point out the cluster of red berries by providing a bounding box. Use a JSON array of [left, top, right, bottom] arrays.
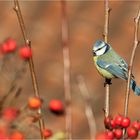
[[0, 98, 64, 139], [0, 129, 24, 140], [0, 38, 32, 60], [28, 97, 64, 138], [0, 99, 64, 139], [96, 115, 140, 139], [0, 107, 24, 140]]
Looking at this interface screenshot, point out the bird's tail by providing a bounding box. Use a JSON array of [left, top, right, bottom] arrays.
[[130, 79, 140, 96]]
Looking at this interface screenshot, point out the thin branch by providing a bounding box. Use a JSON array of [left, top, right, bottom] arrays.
[[103, 0, 111, 117], [8, 87, 22, 106], [124, 8, 140, 117], [61, 0, 72, 139], [13, 1, 45, 139], [0, 62, 26, 112], [77, 75, 96, 140], [104, 0, 110, 43]]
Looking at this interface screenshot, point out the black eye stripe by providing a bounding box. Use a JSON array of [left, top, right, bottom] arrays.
[[95, 46, 104, 52], [95, 44, 109, 52], [97, 48, 102, 50]]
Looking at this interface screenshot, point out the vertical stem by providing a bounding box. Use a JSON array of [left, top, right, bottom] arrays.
[[61, 0, 72, 139], [13, 1, 45, 139], [124, 8, 140, 117], [105, 80, 110, 117], [104, 0, 109, 43], [103, 0, 111, 117], [77, 75, 96, 139]]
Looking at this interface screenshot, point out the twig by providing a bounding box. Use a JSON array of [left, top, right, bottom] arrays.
[[104, 0, 110, 43], [13, 1, 45, 139], [77, 75, 96, 140], [8, 87, 22, 106], [0, 84, 16, 112], [124, 8, 140, 117], [103, 0, 111, 117], [0, 62, 26, 112], [61, 0, 72, 139]]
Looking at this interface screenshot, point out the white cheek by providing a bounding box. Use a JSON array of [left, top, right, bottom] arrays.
[[96, 47, 106, 56]]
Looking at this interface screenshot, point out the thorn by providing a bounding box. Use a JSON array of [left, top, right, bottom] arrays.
[[102, 34, 105, 37], [108, 8, 112, 13], [134, 17, 137, 22], [13, 6, 18, 12], [102, 108, 105, 114], [26, 39, 30, 46]]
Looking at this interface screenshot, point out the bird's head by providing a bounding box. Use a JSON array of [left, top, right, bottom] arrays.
[[92, 40, 110, 56]]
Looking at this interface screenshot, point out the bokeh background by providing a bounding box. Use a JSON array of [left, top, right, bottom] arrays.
[[0, 1, 140, 139]]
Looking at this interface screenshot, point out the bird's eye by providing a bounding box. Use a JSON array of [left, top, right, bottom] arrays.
[[97, 48, 102, 51]]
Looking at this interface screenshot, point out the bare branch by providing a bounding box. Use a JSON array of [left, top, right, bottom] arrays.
[[124, 8, 140, 117], [103, 0, 111, 117], [77, 75, 96, 140], [61, 0, 72, 139], [13, 1, 45, 139], [103, 0, 110, 43]]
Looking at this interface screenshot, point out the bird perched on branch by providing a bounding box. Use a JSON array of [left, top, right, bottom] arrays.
[[92, 40, 140, 96]]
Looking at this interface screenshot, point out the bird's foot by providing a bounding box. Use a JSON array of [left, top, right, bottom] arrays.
[[104, 79, 112, 87]]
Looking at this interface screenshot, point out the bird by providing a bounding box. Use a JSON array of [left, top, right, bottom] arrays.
[[92, 40, 140, 96]]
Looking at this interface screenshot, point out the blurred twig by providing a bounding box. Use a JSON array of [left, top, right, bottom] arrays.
[[103, 0, 111, 118], [8, 87, 22, 106], [13, 1, 45, 139], [61, 0, 72, 139], [0, 62, 26, 112], [124, 8, 140, 117], [0, 55, 10, 72], [77, 75, 96, 140]]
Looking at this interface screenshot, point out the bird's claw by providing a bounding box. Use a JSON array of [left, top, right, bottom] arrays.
[[104, 79, 112, 87]]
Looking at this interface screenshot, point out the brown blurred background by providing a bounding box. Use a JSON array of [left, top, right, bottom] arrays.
[[0, 1, 140, 139]]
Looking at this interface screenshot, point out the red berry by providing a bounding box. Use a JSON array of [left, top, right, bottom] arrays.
[[42, 129, 52, 138], [0, 127, 8, 139], [1, 38, 17, 53], [121, 117, 130, 128], [28, 97, 42, 109], [110, 119, 117, 129], [114, 115, 123, 126], [0, 133, 8, 140], [19, 47, 32, 59], [10, 131, 24, 140], [113, 128, 123, 139], [104, 116, 112, 129], [2, 107, 19, 122], [127, 127, 138, 139], [105, 131, 114, 139], [49, 100, 64, 114], [131, 121, 140, 131], [1, 43, 9, 53], [6, 38, 17, 52], [96, 132, 108, 140]]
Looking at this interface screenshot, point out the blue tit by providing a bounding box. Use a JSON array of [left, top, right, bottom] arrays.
[[92, 40, 140, 96]]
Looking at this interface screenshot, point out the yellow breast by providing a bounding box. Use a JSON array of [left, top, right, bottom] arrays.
[[93, 56, 115, 79]]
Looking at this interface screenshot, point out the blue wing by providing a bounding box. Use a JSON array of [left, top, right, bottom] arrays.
[[96, 60, 128, 80]]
